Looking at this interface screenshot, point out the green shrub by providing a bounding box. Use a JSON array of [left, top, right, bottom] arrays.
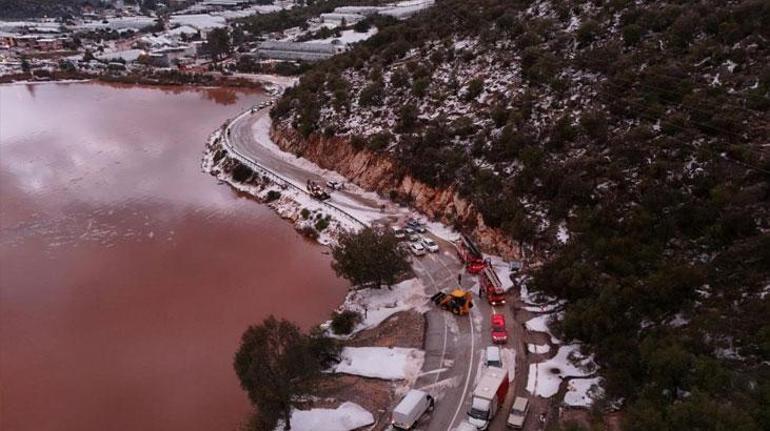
[[301, 208, 310, 219], [330, 310, 362, 335], [265, 190, 281, 202], [315, 217, 330, 232]]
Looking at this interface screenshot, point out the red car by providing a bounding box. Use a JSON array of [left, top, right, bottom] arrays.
[[491, 314, 508, 344]]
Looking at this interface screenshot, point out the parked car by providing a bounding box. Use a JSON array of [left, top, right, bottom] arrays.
[[326, 180, 344, 190], [406, 219, 427, 233], [393, 228, 406, 239], [409, 233, 421, 242], [484, 346, 503, 368], [392, 389, 435, 430], [410, 242, 426, 256], [506, 397, 529, 429], [403, 226, 415, 235], [421, 237, 440, 253], [491, 314, 508, 344]]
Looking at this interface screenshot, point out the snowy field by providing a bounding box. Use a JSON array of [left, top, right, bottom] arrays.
[[333, 347, 425, 380]]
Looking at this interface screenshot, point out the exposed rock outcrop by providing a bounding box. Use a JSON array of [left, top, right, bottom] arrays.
[[271, 123, 521, 259]]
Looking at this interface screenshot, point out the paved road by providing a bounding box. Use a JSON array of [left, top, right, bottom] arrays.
[[221, 97, 540, 431]]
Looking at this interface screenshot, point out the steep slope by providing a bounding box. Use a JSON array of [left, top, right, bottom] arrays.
[[271, 0, 770, 428]]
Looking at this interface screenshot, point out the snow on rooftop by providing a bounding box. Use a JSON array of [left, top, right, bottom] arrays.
[[96, 48, 145, 62], [333, 347, 425, 380], [169, 14, 227, 30], [305, 28, 378, 46], [274, 402, 374, 431]]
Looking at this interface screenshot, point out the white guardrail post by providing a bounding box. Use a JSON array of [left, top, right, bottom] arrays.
[[221, 109, 368, 230]]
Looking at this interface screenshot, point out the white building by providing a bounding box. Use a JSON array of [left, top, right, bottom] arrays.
[[319, 13, 366, 25], [255, 40, 347, 62]]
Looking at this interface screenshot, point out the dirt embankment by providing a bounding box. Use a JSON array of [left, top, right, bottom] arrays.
[[270, 124, 521, 259]]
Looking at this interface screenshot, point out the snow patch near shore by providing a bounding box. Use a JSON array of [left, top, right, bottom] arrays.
[[333, 347, 425, 381], [274, 402, 374, 431], [328, 278, 429, 336]]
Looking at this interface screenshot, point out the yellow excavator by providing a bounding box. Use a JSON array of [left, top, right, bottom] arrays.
[[431, 289, 473, 315]]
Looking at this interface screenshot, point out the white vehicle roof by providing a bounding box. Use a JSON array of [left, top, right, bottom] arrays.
[[473, 368, 506, 400], [411, 242, 424, 249], [512, 397, 528, 412], [485, 346, 501, 363], [394, 389, 427, 416]]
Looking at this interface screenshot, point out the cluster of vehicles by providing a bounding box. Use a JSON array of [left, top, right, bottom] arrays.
[[394, 219, 440, 257], [469, 346, 529, 430], [392, 354, 529, 430], [415, 232, 532, 430], [249, 100, 273, 113], [306, 179, 345, 201]]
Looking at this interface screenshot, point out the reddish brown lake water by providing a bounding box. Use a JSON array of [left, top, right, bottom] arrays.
[[0, 82, 349, 431]]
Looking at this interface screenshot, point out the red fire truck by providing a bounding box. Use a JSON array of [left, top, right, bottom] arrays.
[[481, 265, 506, 305], [456, 234, 485, 273]]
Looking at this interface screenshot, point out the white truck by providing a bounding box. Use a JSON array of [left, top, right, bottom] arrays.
[[467, 368, 509, 430], [392, 389, 434, 429]]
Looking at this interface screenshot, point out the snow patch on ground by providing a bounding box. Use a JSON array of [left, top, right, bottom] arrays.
[[528, 343, 551, 354], [333, 347, 425, 381], [274, 402, 374, 431], [526, 344, 596, 398], [502, 347, 517, 381], [525, 312, 562, 344], [564, 377, 604, 407], [557, 222, 570, 244]]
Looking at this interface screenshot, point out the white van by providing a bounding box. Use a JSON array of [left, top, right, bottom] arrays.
[[484, 346, 503, 368], [392, 389, 434, 429]]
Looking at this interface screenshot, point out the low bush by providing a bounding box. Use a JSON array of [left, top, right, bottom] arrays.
[[330, 310, 362, 335]]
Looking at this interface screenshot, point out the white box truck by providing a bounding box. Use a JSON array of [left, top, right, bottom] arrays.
[[467, 368, 509, 430], [392, 389, 434, 429]]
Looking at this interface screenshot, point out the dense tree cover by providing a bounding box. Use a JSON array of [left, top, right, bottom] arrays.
[[0, 0, 92, 18], [233, 316, 340, 430], [205, 27, 232, 62], [331, 226, 410, 288], [274, 0, 770, 427]]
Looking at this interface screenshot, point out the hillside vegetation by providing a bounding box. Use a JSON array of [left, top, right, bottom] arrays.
[[272, 0, 770, 428], [0, 0, 94, 18]]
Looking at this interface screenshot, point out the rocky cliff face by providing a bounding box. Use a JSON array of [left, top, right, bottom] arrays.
[[271, 124, 522, 259]]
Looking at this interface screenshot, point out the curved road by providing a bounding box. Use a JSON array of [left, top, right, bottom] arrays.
[[222, 95, 530, 431]]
